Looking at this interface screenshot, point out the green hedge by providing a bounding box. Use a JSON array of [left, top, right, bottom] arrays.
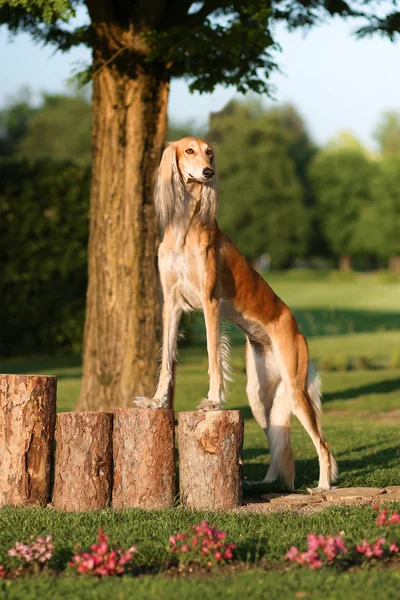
[[0, 160, 90, 356]]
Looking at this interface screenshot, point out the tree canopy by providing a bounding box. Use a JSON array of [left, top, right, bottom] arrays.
[[373, 111, 400, 157], [1, 1, 399, 96]]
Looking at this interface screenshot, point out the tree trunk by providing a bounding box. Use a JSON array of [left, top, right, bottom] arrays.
[[77, 18, 169, 411], [339, 255, 351, 272], [177, 411, 244, 510], [0, 375, 57, 507], [52, 412, 113, 511], [388, 256, 400, 274], [112, 408, 176, 509]]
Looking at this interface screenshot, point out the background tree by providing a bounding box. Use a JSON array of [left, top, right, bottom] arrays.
[[0, 88, 34, 157], [0, 159, 90, 356], [1, 0, 399, 410], [209, 99, 310, 267], [373, 111, 400, 157], [17, 92, 92, 165], [353, 154, 400, 272], [309, 133, 377, 271]]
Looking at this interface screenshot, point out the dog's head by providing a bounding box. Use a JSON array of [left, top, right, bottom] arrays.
[[155, 137, 217, 229]]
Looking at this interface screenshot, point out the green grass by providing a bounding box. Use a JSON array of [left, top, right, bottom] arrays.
[[2, 568, 400, 600], [0, 504, 400, 599], [1, 272, 400, 598]]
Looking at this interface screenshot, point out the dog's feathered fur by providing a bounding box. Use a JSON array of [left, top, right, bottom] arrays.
[[135, 137, 337, 490]]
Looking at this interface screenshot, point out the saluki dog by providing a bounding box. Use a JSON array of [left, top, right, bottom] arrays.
[[134, 137, 337, 490]]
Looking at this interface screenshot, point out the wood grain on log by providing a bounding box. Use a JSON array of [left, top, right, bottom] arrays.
[[112, 408, 176, 509], [0, 374, 57, 506], [178, 410, 244, 510], [52, 412, 113, 511]]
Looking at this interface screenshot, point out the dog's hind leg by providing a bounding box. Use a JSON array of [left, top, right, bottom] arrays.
[[270, 318, 336, 490], [245, 339, 271, 434], [245, 340, 294, 486], [263, 381, 295, 488]]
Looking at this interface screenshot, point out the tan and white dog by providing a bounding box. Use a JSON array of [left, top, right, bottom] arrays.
[[134, 137, 337, 490]]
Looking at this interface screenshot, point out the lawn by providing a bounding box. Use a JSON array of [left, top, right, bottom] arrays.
[[0, 272, 399, 598]]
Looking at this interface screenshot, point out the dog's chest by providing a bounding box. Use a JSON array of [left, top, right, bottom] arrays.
[[160, 244, 204, 310]]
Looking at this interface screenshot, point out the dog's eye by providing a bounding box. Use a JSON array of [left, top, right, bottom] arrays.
[[205, 149, 212, 156], [185, 148, 194, 154]]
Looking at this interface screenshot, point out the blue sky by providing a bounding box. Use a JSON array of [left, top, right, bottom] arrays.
[[1, 9, 399, 149]]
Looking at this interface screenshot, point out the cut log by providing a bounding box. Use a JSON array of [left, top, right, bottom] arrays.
[[178, 410, 244, 510], [52, 412, 113, 511], [0, 374, 57, 507], [112, 408, 176, 509]]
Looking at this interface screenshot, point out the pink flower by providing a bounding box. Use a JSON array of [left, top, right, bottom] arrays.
[[356, 537, 386, 559], [0, 565, 5, 579], [285, 546, 299, 560], [286, 532, 347, 569], [389, 512, 400, 525], [70, 529, 136, 577], [389, 542, 399, 553], [375, 507, 400, 527], [7, 535, 54, 569], [168, 521, 236, 566]]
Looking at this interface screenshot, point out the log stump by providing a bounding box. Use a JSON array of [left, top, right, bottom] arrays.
[[112, 408, 176, 509], [52, 412, 113, 511], [0, 374, 57, 507], [178, 410, 244, 510]]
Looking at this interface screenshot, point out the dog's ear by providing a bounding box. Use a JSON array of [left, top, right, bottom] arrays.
[[154, 142, 184, 228]]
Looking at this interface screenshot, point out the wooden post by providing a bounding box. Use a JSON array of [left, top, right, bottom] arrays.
[[178, 410, 244, 510], [112, 408, 176, 509], [0, 374, 57, 507], [52, 412, 113, 511]]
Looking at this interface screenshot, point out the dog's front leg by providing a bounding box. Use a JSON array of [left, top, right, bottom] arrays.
[[134, 294, 182, 409], [198, 297, 223, 411]]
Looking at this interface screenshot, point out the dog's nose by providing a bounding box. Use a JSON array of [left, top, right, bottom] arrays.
[[203, 168, 214, 179]]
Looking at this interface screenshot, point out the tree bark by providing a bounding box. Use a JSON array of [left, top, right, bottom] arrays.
[[178, 411, 244, 510], [112, 408, 176, 509], [77, 17, 169, 411], [339, 254, 351, 272], [0, 374, 56, 507], [52, 412, 113, 511]]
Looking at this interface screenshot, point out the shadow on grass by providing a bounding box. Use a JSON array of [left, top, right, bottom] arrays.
[[185, 308, 400, 345], [294, 309, 400, 338], [242, 439, 400, 496], [233, 376, 400, 413], [323, 378, 400, 403], [335, 443, 399, 474]]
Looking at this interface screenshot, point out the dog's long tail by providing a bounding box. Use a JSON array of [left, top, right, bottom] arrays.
[[307, 364, 338, 484]]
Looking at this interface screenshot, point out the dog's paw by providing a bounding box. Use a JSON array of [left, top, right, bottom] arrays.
[[133, 396, 164, 409], [197, 397, 221, 412]]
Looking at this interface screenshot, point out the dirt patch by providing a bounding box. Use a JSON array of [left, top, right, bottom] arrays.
[[237, 486, 400, 515], [379, 409, 400, 421]]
